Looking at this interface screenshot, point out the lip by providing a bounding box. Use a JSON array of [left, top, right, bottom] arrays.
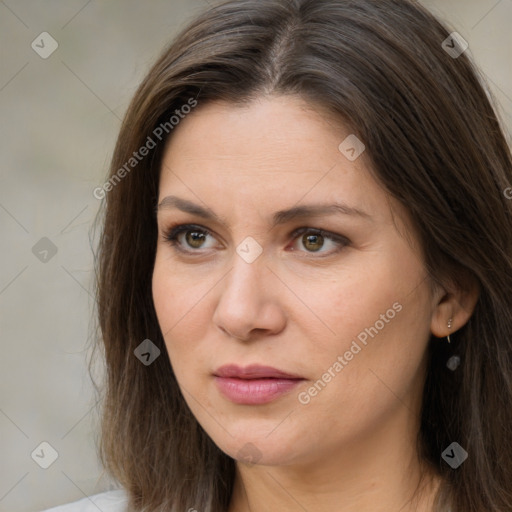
[[214, 364, 303, 380], [214, 364, 305, 405]]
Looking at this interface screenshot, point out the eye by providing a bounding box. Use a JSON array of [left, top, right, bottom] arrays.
[[288, 227, 349, 255], [163, 224, 217, 253], [162, 223, 350, 256]]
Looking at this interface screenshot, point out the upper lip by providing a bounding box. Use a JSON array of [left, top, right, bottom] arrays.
[[214, 364, 303, 380]]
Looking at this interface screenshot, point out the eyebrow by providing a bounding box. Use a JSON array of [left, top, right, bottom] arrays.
[[156, 195, 372, 229]]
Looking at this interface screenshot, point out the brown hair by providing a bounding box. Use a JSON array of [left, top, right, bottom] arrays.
[[91, 0, 512, 510]]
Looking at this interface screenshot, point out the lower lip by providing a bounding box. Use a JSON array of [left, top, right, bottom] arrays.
[[214, 376, 303, 405]]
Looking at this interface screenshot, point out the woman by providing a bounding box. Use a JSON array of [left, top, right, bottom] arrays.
[[45, 0, 512, 510]]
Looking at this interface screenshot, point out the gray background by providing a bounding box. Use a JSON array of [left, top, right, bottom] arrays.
[[0, 1, 511, 511]]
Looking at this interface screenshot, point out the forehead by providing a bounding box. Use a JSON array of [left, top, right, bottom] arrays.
[[163, 95, 346, 159], [157, 95, 397, 227]]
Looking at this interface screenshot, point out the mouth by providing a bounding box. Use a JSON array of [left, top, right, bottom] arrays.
[[213, 364, 305, 405]]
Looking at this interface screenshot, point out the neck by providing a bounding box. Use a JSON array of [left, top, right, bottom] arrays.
[[229, 459, 441, 512], [227, 408, 442, 512]]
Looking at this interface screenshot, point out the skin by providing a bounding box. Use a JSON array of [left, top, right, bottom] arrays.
[[152, 95, 478, 512]]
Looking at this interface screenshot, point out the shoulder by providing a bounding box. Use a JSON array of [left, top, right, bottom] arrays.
[[40, 489, 128, 512]]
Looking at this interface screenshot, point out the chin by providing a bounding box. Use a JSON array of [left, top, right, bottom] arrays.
[[209, 426, 307, 467]]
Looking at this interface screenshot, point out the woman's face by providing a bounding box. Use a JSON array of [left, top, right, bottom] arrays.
[[152, 95, 440, 466]]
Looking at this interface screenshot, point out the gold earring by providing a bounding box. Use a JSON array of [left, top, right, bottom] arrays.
[[447, 318, 453, 344]]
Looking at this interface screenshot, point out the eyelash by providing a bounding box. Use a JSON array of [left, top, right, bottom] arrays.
[[162, 223, 350, 257]]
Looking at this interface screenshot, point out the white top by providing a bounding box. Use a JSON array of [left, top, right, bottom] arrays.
[[40, 490, 128, 512]]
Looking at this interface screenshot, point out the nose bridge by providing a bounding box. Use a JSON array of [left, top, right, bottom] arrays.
[[223, 245, 267, 303]]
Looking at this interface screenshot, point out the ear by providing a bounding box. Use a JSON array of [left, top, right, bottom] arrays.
[[430, 276, 480, 338]]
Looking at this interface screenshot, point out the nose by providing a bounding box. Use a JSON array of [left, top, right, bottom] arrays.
[[212, 250, 287, 342]]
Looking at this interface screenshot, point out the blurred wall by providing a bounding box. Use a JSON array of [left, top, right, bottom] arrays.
[[0, 1, 510, 511]]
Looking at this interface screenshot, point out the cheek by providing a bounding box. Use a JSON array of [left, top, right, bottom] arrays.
[[152, 257, 179, 334], [152, 255, 210, 372], [285, 250, 418, 356], [292, 248, 432, 399]]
